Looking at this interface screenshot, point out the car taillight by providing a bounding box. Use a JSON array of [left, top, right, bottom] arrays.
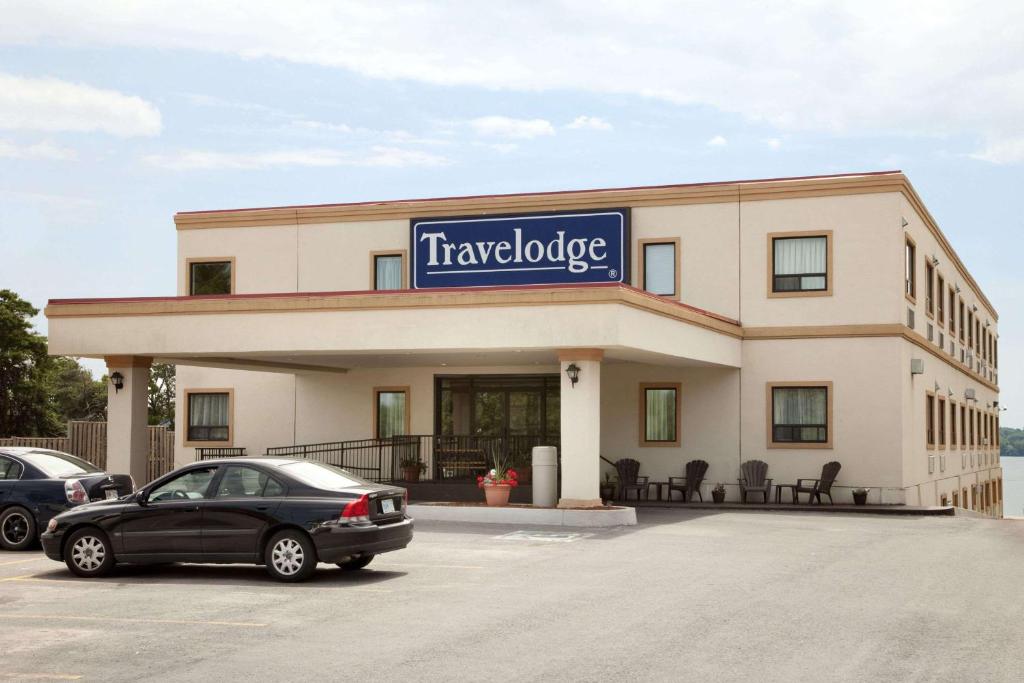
[[341, 494, 370, 523], [65, 479, 88, 504]]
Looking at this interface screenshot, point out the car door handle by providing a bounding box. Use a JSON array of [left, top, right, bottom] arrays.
[[256, 506, 269, 511]]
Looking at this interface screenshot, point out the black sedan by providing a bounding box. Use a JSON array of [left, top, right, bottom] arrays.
[[41, 457, 413, 582], [0, 448, 134, 551]]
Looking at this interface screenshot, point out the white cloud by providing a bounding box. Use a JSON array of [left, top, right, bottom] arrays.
[[765, 137, 782, 150], [707, 135, 727, 147], [469, 116, 555, 139], [566, 116, 612, 131], [0, 139, 77, 160], [4, 2, 1024, 158], [970, 137, 1024, 164], [0, 72, 160, 137], [291, 119, 354, 134], [144, 146, 450, 170]]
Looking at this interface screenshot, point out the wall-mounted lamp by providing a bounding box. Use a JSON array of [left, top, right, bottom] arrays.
[[901, 217, 909, 228], [955, 284, 961, 293], [972, 304, 978, 312], [934, 381, 941, 391], [565, 363, 581, 388], [110, 371, 125, 393], [931, 255, 940, 267], [993, 400, 999, 408], [948, 387, 955, 397]]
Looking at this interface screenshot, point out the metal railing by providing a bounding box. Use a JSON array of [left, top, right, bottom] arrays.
[[196, 447, 248, 460], [263, 434, 558, 483]]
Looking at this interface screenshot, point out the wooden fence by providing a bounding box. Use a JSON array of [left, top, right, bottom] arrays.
[[0, 421, 175, 483]]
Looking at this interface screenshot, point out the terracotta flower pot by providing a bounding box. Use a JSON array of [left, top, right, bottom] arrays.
[[712, 490, 726, 504], [484, 484, 512, 507], [402, 467, 421, 483], [853, 491, 868, 506]]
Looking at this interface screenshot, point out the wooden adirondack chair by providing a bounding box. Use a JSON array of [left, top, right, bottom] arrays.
[[614, 458, 648, 501], [795, 461, 842, 504], [738, 460, 773, 503], [668, 459, 709, 502]]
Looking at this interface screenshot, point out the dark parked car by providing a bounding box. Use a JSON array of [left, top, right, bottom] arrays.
[[0, 448, 134, 551], [41, 457, 413, 582]]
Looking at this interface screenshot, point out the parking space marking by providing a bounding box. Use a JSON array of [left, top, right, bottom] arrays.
[[4, 614, 268, 628], [495, 530, 593, 542], [0, 557, 49, 567], [375, 562, 483, 570], [0, 674, 81, 681], [0, 574, 35, 582]]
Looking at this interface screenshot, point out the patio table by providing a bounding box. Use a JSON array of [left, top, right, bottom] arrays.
[[775, 484, 798, 504], [647, 481, 670, 501]]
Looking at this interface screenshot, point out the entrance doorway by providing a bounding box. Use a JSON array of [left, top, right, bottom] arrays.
[[434, 375, 560, 478]]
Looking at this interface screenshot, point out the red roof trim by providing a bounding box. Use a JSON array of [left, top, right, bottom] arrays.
[[175, 170, 902, 216], [47, 282, 741, 327]]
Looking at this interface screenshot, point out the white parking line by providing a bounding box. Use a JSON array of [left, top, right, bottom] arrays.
[[4, 614, 268, 628], [0, 557, 49, 567]]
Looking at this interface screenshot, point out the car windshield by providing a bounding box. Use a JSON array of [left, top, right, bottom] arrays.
[[279, 461, 369, 491], [21, 450, 102, 478]]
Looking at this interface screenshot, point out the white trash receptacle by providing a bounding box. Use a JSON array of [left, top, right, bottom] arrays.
[[532, 446, 558, 507]]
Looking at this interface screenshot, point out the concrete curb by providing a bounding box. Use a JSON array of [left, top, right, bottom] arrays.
[[408, 504, 637, 527]]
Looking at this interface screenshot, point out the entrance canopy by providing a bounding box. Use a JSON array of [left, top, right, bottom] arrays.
[[45, 283, 742, 371]]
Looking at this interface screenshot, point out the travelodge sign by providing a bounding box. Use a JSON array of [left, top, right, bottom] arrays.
[[410, 208, 630, 289]]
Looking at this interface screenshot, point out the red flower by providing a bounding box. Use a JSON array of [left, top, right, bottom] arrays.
[[477, 476, 484, 482]]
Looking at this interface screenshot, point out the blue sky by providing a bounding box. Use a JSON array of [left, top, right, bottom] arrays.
[[1, 1, 1021, 425]]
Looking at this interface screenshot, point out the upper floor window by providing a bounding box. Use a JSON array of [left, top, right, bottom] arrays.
[[958, 299, 965, 341], [905, 237, 916, 300], [937, 395, 946, 448], [769, 232, 831, 296], [186, 390, 232, 443], [372, 251, 406, 291], [936, 274, 945, 324], [638, 238, 679, 298], [948, 287, 956, 335], [950, 400, 957, 448], [769, 383, 831, 447], [189, 259, 233, 295], [925, 261, 935, 317]]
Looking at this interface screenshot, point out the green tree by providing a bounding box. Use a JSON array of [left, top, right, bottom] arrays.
[[0, 289, 61, 436], [148, 362, 176, 426], [49, 356, 107, 422], [0, 290, 108, 436], [1001, 427, 1024, 458]]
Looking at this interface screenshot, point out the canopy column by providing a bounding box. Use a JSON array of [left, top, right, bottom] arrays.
[[557, 349, 603, 508], [104, 355, 151, 486]]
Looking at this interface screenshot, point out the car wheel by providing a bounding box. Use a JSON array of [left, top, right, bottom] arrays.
[[265, 530, 317, 582], [64, 528, 115, 578], [0, 506, 37, 551], [336, 554, 375, 571]]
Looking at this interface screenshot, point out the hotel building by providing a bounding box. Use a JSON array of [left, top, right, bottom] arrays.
[[44, 171, 1003, 515]]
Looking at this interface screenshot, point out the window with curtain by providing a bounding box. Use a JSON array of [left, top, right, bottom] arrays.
[[905, 239, 916, 298], [937, 396, 946, 447], [189, 260, 232, 295], [374, 254, 404, 290], [772, 235, 827, 292], [642, 242, 676, 296], [376, 390, 407, 438], [925, 394, 935, 446], [187, 392, 229, 441], [771, 386, 828, 443], [643, 386, 678, 443]]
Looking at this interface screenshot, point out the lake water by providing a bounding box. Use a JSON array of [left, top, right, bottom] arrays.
[[1002, 457, 1024, 517]]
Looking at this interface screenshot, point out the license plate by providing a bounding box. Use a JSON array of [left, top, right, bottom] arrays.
[[105, 489, 118, 500], [381, 498, 396, 514]]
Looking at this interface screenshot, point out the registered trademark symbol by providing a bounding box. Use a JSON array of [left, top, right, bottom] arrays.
[[608, 269, 618, 279]]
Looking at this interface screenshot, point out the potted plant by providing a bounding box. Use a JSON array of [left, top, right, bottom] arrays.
[[711, 483, 726, 504], [852, 487, 870, 506], [599, 472, 617, 503], [477, 465, 519, 506], [399, 456, 425, 483]]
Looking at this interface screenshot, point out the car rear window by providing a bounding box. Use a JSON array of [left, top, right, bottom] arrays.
[[279, 461, 369, 491], [22, 450, 102, 478]]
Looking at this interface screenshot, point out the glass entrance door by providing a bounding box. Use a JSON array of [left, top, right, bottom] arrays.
[[436, 375, 559, 475]]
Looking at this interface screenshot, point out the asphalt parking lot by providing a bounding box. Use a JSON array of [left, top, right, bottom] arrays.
[[3, 509, 1023, 682]]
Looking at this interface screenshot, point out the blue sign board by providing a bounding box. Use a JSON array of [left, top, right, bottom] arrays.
[[410, 208, 630, 289]]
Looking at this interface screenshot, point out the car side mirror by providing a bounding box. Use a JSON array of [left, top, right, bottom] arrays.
[[136, 490, 150, 506]]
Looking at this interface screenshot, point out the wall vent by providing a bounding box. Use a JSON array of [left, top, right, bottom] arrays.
[[907, 308, 915, 329]]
